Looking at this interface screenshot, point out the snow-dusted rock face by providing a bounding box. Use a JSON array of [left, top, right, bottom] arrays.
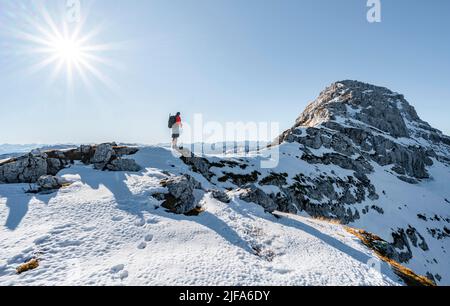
[[278, 80, 449, 180], [179, 81, 450, 284]]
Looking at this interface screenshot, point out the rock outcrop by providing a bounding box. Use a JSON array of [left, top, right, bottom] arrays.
[[106, 158, 141, 172], [0, 151, 49, 183], [278, 80, 449, 181], [0, 143, 141, 184], [159, 175, 203, 214]]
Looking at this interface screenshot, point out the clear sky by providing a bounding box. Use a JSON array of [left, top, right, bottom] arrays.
[[0, 0, 449, 144]]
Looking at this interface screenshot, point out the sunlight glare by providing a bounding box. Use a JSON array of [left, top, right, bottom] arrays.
[[51, 38, 82, 63]]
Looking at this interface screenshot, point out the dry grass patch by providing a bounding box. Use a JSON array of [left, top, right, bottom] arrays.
[[184, 206, 206, 216], [345, 227, 435, 287], [312, 216, 343, 225], [16, 258, 39, 274]]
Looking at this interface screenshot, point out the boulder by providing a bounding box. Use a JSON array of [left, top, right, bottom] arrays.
[[91, 143, 114, 170], [210, 189, 231, 203], [36, 175, 63, 191], [160, 175, 202, 214]]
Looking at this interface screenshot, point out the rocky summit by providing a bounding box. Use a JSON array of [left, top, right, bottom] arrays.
[[278, 80, 450, 181]]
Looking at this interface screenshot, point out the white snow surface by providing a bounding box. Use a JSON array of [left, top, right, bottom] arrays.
[[0, 147, 403, 286]]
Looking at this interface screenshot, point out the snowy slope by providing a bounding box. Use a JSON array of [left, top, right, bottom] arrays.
[[202, 143, 450, 284], [0, 147, 402, 286]]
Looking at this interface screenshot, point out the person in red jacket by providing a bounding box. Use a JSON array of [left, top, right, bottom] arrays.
[[172, 112, 182, 149]]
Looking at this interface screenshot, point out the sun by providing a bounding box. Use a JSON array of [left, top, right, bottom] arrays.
[[51, 38, 83, 63], [0, 2, 121, 91]]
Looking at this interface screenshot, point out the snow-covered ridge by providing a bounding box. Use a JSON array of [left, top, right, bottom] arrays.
[[0, 147, 404, 286]]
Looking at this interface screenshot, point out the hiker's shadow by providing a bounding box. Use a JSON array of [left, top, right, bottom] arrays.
[[250, 208, 395, 276], [1, 186, 59, 230], [152, 208, 254, 253], [63, 167, 253, 253], [64, 168, 146, 220]]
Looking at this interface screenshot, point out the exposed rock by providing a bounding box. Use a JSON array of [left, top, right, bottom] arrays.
[[0, 143, 141, 184], [259, 172, 288, 188], [391, 229, 413, 263], [210, 189, 231, 203], [180, 153, 215, 179], [91, 143, 114, 170], [106, 158, 141, 172], [406, 226, 429, 251], [0, 152, 48, 183], [79, 145, 95, 164], [238, 184, 277, 213], [160, 175, 203, 214], [36, 175, 63, 190], [271, 192, 298, 214], [218, 171, 261, 187], [113, 146, 140, 156], [27, 175, 70, 194], [278, 80, 449, 181]]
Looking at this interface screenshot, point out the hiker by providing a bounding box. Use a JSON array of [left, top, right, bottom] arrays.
[[169, 112, 183, 149]]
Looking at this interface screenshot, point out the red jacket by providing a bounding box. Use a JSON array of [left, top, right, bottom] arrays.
[[176, 115, 182, 127]]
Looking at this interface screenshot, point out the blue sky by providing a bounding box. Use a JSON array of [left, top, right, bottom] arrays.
[[0, 0, 449, 144]]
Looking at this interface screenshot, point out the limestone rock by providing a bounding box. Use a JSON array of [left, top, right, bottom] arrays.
[[160, 175, 203, 214], [0, 152, 48, 183], [91, 143, 114, 170], [210, 189, 231, 203]]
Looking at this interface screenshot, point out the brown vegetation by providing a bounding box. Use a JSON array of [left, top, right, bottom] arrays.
[[345, 227, 435, 286]]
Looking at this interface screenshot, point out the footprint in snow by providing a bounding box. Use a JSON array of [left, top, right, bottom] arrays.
[[34, 235, 51, 245], [144, 234, 154, 242], [134, 219, 146, 227], [110, 265, 129, 280], [137, 242, 147, 250], [110, 264, 125, 274], [111, 216, 124, 222], [146, 218, 159, 224], [119, 270, 129, 280]]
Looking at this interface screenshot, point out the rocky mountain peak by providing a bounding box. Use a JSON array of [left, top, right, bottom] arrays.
[[295, 80, 428, 138], [278, 81, 450, 181]]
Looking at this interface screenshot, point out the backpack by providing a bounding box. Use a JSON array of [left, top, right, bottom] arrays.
[[168, 115, 177, 128]]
